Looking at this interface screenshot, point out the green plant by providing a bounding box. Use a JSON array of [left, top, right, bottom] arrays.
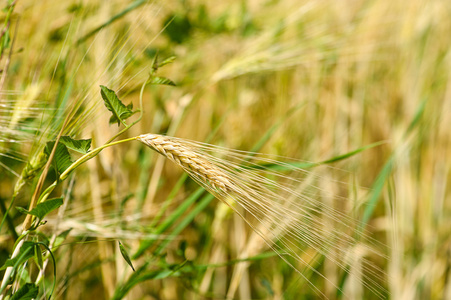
[[0, 55, 175, 299], [2, 1, 450, 299], [0, 68, 386, 299]]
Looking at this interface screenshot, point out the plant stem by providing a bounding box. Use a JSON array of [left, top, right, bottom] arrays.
[[39, 136, 139, 206], [0, 233, 27, 298]]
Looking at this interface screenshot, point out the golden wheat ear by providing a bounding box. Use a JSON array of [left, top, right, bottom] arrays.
[[137, 134, 232, 192], [137, 133, 387, 299]]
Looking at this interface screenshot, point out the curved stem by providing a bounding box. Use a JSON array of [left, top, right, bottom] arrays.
[[39, 136, 139, 205]]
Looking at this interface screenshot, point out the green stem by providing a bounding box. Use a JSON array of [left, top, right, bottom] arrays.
[[0, 232, 28, 297], [33, 136, 138, 223], [62, 136, 138, 180]]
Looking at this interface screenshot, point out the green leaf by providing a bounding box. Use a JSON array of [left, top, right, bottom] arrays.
[[148, 76, 176, 86], [319, 141, 387, 165], [34, 245, 43, 270], [59, 136, 92, 154], [158, 56, 176, 68], [0, 242, 35, 270], [45, 141, 73, 175], [76, 0, 148, 44], [100, 85, 134, 126], [108, 105, 138, 125], [54, 228, 72, 248], [112, 265, 181, 300], [119, 242, 135, 272], [35, 242, 57, 299], [10, 283, 39, 300], [134, 187, 206, 259], [154, 192, 214, 256], [250, 141, 386, 171], [17, 198, 63, 221]]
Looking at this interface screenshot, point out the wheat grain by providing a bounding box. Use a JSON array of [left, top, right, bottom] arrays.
[[137, 134, 232, 192]]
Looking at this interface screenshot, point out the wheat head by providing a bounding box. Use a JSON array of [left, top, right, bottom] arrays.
[[137, 133, 386, 298], [137, 134, 232, 192]]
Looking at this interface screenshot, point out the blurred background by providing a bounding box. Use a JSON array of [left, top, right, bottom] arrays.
[[0, 0, 450, 299]]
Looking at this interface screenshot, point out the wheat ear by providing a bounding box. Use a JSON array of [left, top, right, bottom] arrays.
[[137, 133, 386, 298], [137, 134, 232, 192]]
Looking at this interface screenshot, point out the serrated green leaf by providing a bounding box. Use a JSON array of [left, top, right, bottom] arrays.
[[34, 245, 43, 270], [100, 85, 134, 126], [45, 141, 73, 175], [59, 136, 92, 154], [148, 76, 176, 86], [0, 242, 35, 270], [10, 283, 39, 300], [119, 242, 135, 272], [109, 109, 138, 125], [17, 198, 63, 221]]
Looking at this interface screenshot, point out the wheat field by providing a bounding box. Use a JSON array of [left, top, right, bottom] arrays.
[[0, 0, 450, 299]]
